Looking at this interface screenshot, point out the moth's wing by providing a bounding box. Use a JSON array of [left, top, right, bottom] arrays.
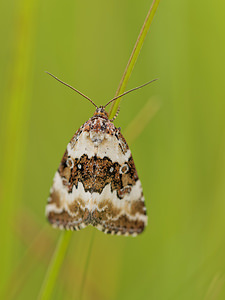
[[46, 169, 89, 231], [46, 125, 92, 231], [90, 129, 148, 236], [46, 122, 148, 235]]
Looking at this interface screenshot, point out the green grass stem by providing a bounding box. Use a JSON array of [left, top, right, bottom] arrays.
[[109, 0, 160, 119], [38, 231, 72, 300]]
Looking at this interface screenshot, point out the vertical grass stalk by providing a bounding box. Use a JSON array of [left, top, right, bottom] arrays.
[[38, 231, 72, 300], [109, 0, 160, 119]]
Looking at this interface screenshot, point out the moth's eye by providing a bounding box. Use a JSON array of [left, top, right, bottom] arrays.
[[66, 157, 74, 169], [120, 164, 129, 174], [77, 163, 82, 170]]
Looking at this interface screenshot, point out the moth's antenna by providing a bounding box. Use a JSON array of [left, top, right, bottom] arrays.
[[45, 71, 98, 108], [104, 78, 158, 108]]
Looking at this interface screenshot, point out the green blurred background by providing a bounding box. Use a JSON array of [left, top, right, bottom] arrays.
[[1, 0, 225, 299]]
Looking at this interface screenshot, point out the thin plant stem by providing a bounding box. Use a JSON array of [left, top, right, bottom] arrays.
[[79, 231, 95, 300], [38, 1, 160, 299], [109, 0, 160, 119], [38, 231, 72, 300]]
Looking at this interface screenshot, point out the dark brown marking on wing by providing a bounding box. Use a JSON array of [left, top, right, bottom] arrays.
[[48, 209, 89, 229], [48, 203, 146, 235], [92, 211, 145, 235], [58, 152, 139, 198]]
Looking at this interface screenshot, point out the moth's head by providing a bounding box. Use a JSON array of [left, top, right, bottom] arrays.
[[93, 106, 109, 119]]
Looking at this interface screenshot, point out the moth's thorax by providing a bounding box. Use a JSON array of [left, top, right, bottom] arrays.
[[82, 109, 116, 147]]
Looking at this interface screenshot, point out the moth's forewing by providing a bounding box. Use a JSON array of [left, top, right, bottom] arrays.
[[46, 111, 147, 236]]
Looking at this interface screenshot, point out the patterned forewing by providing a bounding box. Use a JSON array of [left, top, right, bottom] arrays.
[[46, 117, 147, 235]]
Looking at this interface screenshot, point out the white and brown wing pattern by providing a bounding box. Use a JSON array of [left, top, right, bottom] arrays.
[[46, 107, 147, 236]]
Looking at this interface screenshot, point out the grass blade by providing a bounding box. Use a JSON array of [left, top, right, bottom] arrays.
[[109, 0, 160, 119], [38, 231, 72, 300]]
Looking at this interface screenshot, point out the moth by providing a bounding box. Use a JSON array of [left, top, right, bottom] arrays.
[[46, 72, 156, 236]]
